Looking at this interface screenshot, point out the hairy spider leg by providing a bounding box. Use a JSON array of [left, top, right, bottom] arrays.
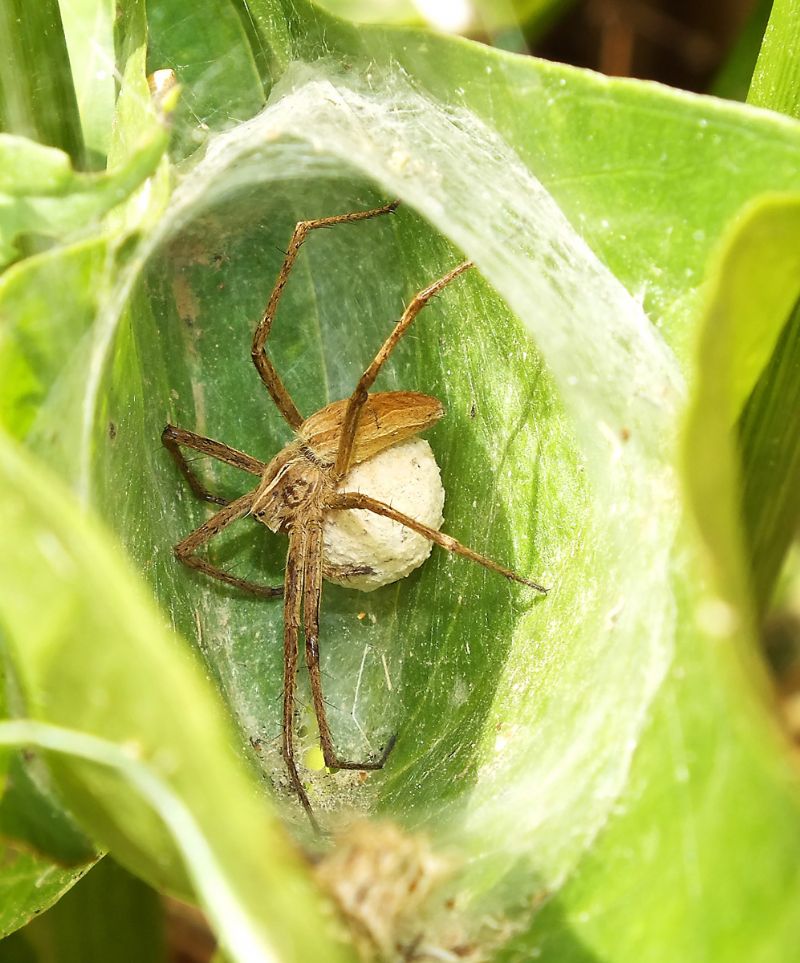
[[282, 526, 320, 833], [162, 424, 265, 506], [332, 259, 474, 482], [174, 490, 284, 598], [301, 520, 396, 771], [251, 200, 400, 430], [328, 492, 548, 594]]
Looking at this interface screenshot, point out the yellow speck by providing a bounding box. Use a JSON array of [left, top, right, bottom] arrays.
[[304, 746, 325, 771], [357, 611, 366, 621]]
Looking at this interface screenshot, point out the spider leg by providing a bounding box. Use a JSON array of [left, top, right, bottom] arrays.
[[303, 520, 396, 772], [332, 259, 473, 482], [162, 424, 265, 506], [173, 491, 283, 598], [328, 492, 548, 594], [322, 562, 376, 581], [282, 527, 321, 833], [252, 200, 400, 430]]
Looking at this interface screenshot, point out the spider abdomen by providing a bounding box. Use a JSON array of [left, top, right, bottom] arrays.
[[299, 391, 444, 468]]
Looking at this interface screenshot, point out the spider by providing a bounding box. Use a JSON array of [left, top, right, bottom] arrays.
[[162, 201, 547, 831]]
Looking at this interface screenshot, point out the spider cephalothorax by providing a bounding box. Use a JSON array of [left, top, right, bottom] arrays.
[[250, 448, 327, 532], [162, 201, 546, 831]]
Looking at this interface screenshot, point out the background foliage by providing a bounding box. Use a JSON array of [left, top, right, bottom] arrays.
[[2, 0, 800, 961]]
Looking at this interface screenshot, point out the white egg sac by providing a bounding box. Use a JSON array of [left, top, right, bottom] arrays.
[[322, 437, 445, 592]]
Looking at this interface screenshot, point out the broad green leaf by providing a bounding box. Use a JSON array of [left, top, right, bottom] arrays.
[[680, 191, 800, 618], [749, 0, 800, 116], [0, 239, 108, 439], [0, 856, 166, 963], [0, 843, 90, 941], [0, 432, 353, 963], [0, 750, 96, 868], [146, 0, 266, 157], [0, 0, 84, 166], [43, 9, 800, 957], [737, 0, 800, 617], [106, 0, 174, 225], [0, 0, 172, 465], [6, 0, 800, 960], [0, 586, 95, 941], [684, 192, 800, 627], [0, 131, 167, 269], [740, 305, 800, 614], [57, 0, 116, 162], [688, 195, 800, 429]]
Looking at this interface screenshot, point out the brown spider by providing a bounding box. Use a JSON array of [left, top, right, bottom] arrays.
[[162, 201, 547, 831]]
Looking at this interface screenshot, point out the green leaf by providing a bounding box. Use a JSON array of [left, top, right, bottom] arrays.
[[0, 0, 84, 165], [0, 432, 353, 963], [56, 9, 800, 955], [57, 0, 116, 163], [735, 2, 800, 615], [740, 304, 800, 615], [7, 0, 800, 959], [0, 842, 91, 941], [685, 191, 800, 607], [0, 132, 167, 269], [146, 0, 266, 157], [680, 192, 800, 617], [0, 599, 96, 941], [0, 857, 166, 963], [0, 750, 96, 868], [0, 238, 108, 438], [748, 0, 800, 116]]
